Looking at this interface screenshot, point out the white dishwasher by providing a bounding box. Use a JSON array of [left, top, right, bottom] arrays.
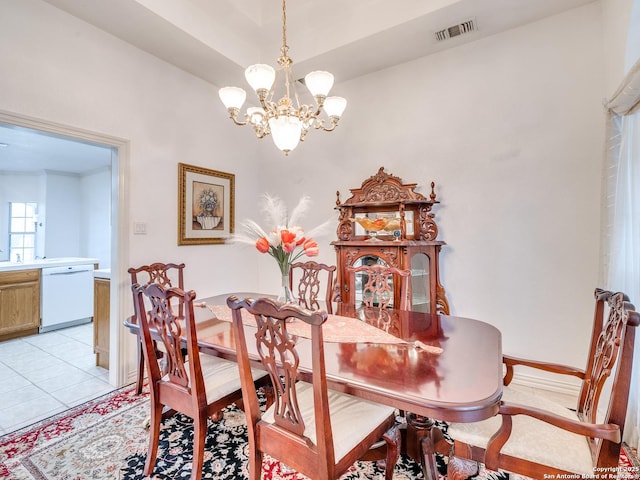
[[40, 264, 95, 332]]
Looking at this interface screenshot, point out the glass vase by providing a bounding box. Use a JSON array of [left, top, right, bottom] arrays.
[[276, 268, 297, 305]]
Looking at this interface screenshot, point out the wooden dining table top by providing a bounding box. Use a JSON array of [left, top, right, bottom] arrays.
[[124, 292, 503, 424]]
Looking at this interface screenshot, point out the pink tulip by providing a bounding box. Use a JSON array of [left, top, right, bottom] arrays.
[[303, 239, 319, 257], [255, 237, 270, 253], [280, 229, 296, 244]]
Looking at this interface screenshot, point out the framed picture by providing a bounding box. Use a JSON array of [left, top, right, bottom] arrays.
[[178, 163, 235, 245]]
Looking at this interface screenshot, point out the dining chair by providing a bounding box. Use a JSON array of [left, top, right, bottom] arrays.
[[289, 260, 337, 313], [434, 289, 640, 480], [226, 295, 401, 480], [347, 264, 411, 310], [128, 262, 185, 394], [132, 282, 268, 480]]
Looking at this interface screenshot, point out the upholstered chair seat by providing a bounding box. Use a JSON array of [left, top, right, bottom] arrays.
[[178, 354, 266, 405], [262, 381, 397, 463], [448, 386, 593, 476]]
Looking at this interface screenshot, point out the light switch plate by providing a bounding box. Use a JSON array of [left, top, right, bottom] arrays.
[[133, 222, 147, 235]]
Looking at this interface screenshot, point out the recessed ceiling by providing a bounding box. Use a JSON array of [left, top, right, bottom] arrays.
[[41, 0, 596, 86], [3, 0, 595, 174]]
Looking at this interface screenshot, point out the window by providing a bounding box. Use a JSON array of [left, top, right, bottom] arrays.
[[9, 202, 37, 263]]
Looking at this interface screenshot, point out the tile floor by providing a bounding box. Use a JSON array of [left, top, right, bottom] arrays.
[[0, 322, 116, 436]]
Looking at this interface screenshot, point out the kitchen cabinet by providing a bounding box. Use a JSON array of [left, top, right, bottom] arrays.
[[0, 269, 41, 341], [93, 272, 110, 369], [332, 167, 449, 314]]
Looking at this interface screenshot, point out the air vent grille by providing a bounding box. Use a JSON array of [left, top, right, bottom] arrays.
[[435, 19, 477, 42]]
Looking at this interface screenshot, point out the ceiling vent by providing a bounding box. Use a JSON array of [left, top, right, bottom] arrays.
[[435, 19, 477, 42]]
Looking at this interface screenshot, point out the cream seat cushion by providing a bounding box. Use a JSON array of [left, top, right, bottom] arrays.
[[448, 386, 595, 477], [180, 354, 268, 404], [262, 381, 396, 462]]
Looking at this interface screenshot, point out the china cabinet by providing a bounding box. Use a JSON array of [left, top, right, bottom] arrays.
[[332, 167, 449, 314]]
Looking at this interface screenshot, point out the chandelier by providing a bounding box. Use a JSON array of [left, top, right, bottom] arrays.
[[218, 0, 347, 155]]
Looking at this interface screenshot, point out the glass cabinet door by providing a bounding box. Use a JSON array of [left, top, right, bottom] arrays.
[[352, 255, 393, 307], [410, 253, 430, 312]]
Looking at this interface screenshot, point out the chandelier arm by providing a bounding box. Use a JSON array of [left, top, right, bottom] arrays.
[[314, 118, 340, 132], [253, 130, 269, 139], [231, 118, 249, 127], [228, 109, 249, 126]]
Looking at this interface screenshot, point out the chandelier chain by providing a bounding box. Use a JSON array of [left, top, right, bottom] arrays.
[[281, 0, 289, 59]]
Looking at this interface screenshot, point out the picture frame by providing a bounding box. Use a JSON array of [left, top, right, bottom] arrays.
[[178, 163, 235, 245]]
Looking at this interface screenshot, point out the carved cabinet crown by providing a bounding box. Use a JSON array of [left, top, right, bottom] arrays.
[[335, 166, 440, 242]]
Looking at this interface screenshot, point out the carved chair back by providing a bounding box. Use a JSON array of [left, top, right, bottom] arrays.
[[347, 264, 410, 310], [128, 262, 186, 394], [289, 261, 336, 313], [226, 295, 399, 480], [129, 262, 186, 316], [577, 289, 632, 425], [132, 283, 203, 403]]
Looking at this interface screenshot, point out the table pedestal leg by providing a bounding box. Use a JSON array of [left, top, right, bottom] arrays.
[[405, 413, 479, 480], [405, 413, 440, 479], [405, 413, 434, 461]]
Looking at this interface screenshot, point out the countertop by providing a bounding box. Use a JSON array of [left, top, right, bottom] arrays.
[[93, 268, 111, 280], [0, 257, 100, 273]]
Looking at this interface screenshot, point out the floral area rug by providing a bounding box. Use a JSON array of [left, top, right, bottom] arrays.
[[0, 383, 637, 479]]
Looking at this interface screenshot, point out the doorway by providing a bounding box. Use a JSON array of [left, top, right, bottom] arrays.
[[0, 110, 130, 390]]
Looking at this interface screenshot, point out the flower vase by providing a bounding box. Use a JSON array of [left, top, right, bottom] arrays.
[[277, 270, 297, 305]]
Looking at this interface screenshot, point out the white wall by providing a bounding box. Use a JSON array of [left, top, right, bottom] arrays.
[[44, 173, 82, 257], [626, 1, 640, 69], [258, 3, 606, 379], [80, 168, 111, 268], [0, 0, 610, 390], [602, 0, 636, 94]]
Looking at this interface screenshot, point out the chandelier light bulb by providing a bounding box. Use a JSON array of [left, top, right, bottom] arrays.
[[269, 116, 302, 154], [304, 71, 334, 98], [218, 87, 246, 110], [245, 64, 276, 93], [323, 96, 347, 117]]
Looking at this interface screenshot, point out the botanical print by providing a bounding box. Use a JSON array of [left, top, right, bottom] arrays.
[[178, 163, 234, 245], [192, 181, 224, 230]]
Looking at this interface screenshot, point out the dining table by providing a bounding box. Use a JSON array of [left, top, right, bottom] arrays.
[[123, 291, 503, 479]]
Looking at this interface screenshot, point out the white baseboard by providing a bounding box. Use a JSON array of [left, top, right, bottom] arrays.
[[511, 371, 581, 396]]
